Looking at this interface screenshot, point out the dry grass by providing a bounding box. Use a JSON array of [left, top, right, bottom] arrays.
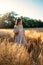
[[0, 39, 29, 65], [0, 29, 43, 65]]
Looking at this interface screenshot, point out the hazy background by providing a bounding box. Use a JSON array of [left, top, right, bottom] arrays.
[[0, 0, 43, 21]]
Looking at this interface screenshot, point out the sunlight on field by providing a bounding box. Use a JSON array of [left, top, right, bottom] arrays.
[[0, 29, 43, 65], [25, 30, 43, 42], [0, 29, 14, 38], [0, 29, 43, 41]]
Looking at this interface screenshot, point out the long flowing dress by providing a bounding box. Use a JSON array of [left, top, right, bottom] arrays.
[[14, 25, 27, 46]]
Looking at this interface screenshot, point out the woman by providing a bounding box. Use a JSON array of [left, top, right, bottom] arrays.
[[14, 18, 27, 47]]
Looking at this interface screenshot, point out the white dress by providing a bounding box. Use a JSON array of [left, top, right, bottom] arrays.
[[14, 25, 27, 46]]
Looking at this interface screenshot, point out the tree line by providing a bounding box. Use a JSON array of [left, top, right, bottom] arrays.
[[0, 11, 43, 28]]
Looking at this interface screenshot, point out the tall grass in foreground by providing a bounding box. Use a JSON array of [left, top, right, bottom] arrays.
[[0, 30, 43, 65], [0, 39, 29, 65]]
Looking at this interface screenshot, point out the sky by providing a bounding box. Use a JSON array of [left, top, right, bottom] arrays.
[[0, 0, 43, 21]]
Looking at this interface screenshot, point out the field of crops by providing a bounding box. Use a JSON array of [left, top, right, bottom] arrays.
[[0, 29, 43, 65]]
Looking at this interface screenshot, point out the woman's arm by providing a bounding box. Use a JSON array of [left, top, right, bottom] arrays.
[[14, 25, 19, 35], [23, 30, 27, 40]]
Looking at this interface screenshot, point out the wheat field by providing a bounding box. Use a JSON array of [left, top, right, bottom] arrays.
[[0, 29, 43, 65]]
